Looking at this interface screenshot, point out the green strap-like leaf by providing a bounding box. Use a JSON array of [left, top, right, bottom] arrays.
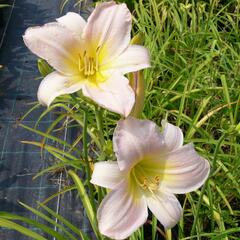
[[37, 202, 90, 240], [0, 4, 11, 8], [0, 212, 65, 240], [68, 170, 103, 240], [19, 202, 78, 240], [0, 218, 47, 240]]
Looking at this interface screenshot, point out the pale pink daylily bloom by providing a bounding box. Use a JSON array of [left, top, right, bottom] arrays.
[[91, 117, 210, 239], [23, 2, 150, 116]]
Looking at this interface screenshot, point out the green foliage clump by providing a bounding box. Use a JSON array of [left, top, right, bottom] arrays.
[[134, 0, 240, 238]]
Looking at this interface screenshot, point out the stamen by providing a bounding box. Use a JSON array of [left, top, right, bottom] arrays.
[[77, 50, 99, 77], [78, 54, 84, 72], [90, 57, 95, 75], [155, 176, 160, 184], [86, 57, 90, 75], [95, 46, 101, 72], [131, 166, 160, 193], [139, 177, 148, 190], [78, 54, 81, 72], [83, 51, 87, 75]]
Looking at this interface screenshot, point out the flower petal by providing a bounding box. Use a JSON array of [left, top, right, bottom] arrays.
[[23, 23, 81, 74], [90, 161, 125, 190], [113, 117, 164, 171], [83, 1, 131, 62], [105, 45, 150, 74], [82, 73, 135, 116], [146, 191, 182, 229], [37, 71, 83, 106], [160, 143, 210, 194], [57, 12, 86, 36], [161, 120, 184, 151], [97, 182, 148, 239]]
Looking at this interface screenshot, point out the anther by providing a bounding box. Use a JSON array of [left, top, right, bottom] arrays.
[[95, 46, 101, 72], [155, 176, 160, 183]]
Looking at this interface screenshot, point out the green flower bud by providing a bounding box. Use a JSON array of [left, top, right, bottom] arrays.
[[37, 59, 53, 77]]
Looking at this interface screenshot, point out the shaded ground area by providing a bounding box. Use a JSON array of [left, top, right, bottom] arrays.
[[0, 0, 94, 238]]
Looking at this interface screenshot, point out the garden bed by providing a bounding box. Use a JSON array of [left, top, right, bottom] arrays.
[[0, 0, 13, 49]]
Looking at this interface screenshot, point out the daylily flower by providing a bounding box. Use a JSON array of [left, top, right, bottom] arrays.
[[23, 2, 150, 116], [91, 117, 210, 239]]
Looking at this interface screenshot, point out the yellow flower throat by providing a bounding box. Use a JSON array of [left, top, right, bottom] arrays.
[[131, 165, 160, 193], [65, 46, 106, 87]]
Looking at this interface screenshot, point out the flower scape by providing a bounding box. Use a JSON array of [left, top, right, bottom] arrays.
[[22, 1, 211, 240]]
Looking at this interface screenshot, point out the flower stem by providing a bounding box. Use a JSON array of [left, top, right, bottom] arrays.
[[165, 229, 172, 240], [83, 110, 96, 212], [95, 106, 105, 152], [151, 216, 157, 240]]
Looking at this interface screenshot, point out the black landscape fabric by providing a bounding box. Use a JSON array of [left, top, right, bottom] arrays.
[[0, 0, 94, 239]]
